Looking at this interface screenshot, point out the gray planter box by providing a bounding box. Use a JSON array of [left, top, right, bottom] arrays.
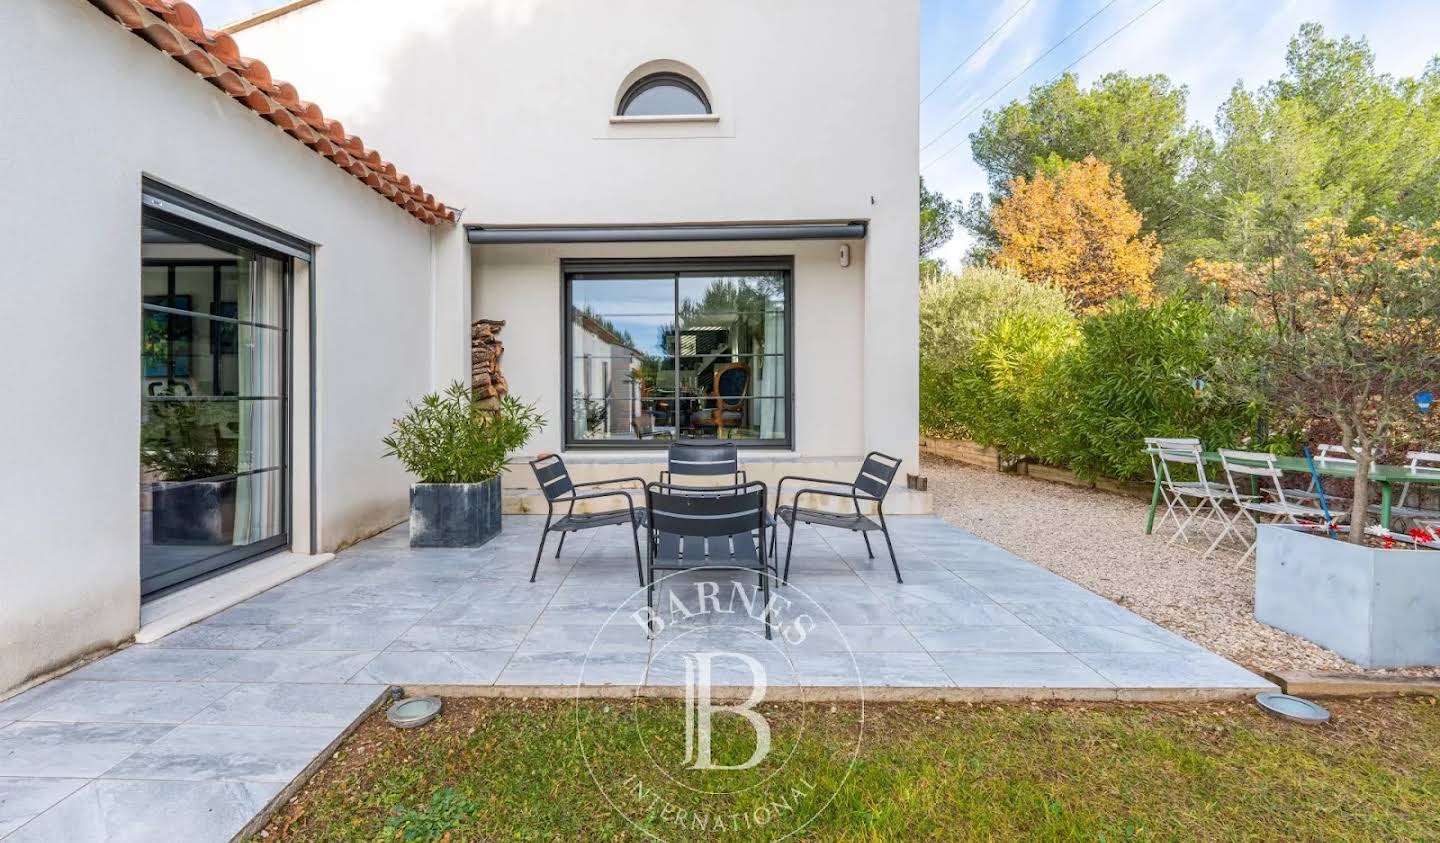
[[409, 478, 502, 548], [1255, 525, 1440, 668], [152, 480, 235, 545]]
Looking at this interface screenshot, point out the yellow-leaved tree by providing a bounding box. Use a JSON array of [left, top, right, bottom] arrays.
[[991, 155, 1161, 312]]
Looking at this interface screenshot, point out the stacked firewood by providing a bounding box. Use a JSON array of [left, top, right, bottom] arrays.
[[472, 319, 508, 410]]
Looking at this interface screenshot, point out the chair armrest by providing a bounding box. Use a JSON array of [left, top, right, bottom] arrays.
[[572, 476, 646, 490], [570, 488, 641, 503], [790, 486, 858, 511], [776, 474, 854, 499]]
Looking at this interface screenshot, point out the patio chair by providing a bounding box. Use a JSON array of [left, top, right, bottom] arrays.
[[644, 480, 775, 638], [1372, 451, 1440, 524], [1218, 449, 1333, 563], [1288, 443, 1357, 507], [660, 442, 746, 487], [1143, 437, 1249, 555], [528, 454, 646, 585], [771, 451, 903, 584]]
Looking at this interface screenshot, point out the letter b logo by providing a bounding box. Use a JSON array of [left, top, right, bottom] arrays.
[[682, 652, 771, 771]]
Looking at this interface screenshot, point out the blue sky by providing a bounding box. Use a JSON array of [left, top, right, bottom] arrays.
[[197, 0, 1439, 264]]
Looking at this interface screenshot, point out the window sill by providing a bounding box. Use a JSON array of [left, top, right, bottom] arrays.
[[609, 113, 721, 125]]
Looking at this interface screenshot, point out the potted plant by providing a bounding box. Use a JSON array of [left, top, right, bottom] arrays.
[[1213, 217, 1440, 667], [383, 381, 544, 547], [141, 397, 239, 544]]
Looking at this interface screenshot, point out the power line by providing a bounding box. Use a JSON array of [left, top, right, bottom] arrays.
[[920, 0, 1035, 106], [922, 0, 1168, 171], [919, 0, 1120, 154]]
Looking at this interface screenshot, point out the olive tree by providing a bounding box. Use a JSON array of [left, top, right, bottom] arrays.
[[1214, 217, 1440, 542]]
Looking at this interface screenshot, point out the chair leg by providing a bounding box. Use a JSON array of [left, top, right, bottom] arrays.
[[529, 515, 552, 583], [630, 524, 645, 587], [783, 520, 798, 584], [862, 531, 874, 559], [554, 531, 566, 559], [877, 510, 902, 584], [759, 563, 772, 640]]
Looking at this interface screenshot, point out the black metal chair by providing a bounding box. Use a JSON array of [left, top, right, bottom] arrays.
[[660, 442, 745, 486], [772, 451, 903, 584], [528, 454, 645, 585], [645, 480, 775, 639]]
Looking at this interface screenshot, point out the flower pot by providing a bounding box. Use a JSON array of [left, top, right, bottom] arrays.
[[1255, 525, 1440, 668], [151, 480, 236, 545], [409, 477, 502, 548]]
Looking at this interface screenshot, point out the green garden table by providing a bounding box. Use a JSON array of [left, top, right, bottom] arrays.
[[1145, 451, 1440, 534]]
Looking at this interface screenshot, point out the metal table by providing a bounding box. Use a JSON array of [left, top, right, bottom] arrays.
[[1145, 451, 1440, 533]]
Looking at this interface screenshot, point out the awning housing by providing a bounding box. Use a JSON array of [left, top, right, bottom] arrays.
[[466, 221, 866, 244]]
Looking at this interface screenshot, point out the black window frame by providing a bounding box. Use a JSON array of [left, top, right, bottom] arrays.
[[617, 71, 712, 116], [561, 256, 794, 451]]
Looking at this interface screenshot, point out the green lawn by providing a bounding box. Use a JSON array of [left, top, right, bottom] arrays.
[[261, 697, 1440, 841]]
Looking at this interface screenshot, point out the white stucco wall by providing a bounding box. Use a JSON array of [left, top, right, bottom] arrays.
[[0, 0, 440, 693], [237, 0, 921, 467]]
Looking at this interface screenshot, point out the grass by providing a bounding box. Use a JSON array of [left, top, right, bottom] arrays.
[[259, 696, 1440, 841]]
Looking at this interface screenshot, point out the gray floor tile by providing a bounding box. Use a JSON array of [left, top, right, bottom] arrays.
[[0, 777, 88, 837], [103, 724, 340, 783], [2, 779, 282, 843], [931, 652, 1115, 688], [1033, 625, 1195, 654], [352, 651, 512, 685], [209, 651, 378, 684], [498, 652, 648, 686], [17, 681, 236, 724], [786, 624, 923, 654], [67, 648, 238, 682], [0, 722, 172, 778], [188, 684, 382, 728], [909, 625, 1065, 653], [0, 682, 81, 721], [1074, 652, 1269, 689], [517, 623, 652, 656], [149, 624, 286, 650], [424, 597, 549, 626], [1008, 598, 1155, 628], [388, 624, 529, 652], [648, 646, 797, 687], [259, 623, 413, 652]]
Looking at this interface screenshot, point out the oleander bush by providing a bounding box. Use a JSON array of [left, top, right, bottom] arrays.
[[383, 382, 545, 484], [919, 266, 1077, 455], [920, 269, 1263, 480]]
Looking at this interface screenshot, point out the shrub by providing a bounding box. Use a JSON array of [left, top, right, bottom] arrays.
[[383, 382, 545, 484], [919, 266, 1078, 452], [1054, 297, 1261, 480]]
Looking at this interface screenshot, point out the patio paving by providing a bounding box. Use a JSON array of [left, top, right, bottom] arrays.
[[0, 514, 1271, 840]]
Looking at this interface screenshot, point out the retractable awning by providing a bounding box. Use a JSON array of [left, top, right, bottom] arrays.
[[466, 221, 866, 244]]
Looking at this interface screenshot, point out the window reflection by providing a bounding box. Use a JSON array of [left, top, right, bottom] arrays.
[[140, 217, 288, 594], [568, 268, 788, 445]]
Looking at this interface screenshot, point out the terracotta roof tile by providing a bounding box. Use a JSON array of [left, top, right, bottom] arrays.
[[88, 0, 454, 224]]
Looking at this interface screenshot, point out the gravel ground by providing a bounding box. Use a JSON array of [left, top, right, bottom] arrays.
[[923, 455, 1440, 678]]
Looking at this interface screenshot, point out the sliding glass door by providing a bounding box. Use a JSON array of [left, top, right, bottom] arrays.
[[140, 214, 289, 595]]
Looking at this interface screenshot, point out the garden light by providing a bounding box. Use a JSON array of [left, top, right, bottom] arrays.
[[1417, 391, 1433, 414]]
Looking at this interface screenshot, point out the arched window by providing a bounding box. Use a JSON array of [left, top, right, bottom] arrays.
[[617, 72, 711, 117]]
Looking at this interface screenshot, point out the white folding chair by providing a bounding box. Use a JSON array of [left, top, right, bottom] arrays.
[[1144, 437, 1248, 553], [1288, 443, 1355, 507], [1218, 449, 1333, 563], [1376, 451, 1440, 524]]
